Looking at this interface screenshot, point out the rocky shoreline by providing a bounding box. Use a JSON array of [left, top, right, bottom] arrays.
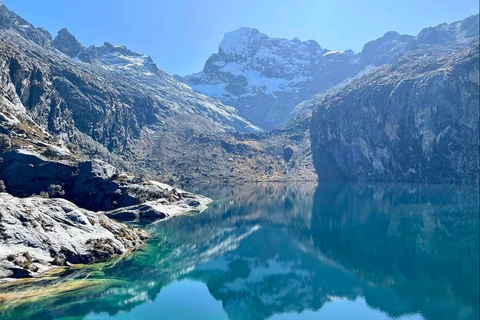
[[0, 148, 212, 282], [0, 193, 148, 280], [0, 189, 211, 281]]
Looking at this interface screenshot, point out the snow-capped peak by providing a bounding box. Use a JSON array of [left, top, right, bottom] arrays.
[[219, 27, 267, 61]]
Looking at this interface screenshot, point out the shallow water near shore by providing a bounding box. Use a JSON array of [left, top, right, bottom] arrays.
[[0, 182, 478, 320]]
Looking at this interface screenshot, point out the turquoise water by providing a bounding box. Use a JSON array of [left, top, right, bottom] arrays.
[[0, 182, 478, 320]]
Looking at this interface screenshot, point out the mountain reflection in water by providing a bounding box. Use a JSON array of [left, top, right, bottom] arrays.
[[0, 182, 478, 320]]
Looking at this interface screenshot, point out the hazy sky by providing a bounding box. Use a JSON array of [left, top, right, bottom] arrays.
[[3, 0, 478, 75]]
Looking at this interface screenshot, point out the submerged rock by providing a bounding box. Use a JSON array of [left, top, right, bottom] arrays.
[[0, 193, 148, 280]]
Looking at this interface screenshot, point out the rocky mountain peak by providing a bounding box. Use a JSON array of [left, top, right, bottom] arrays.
[[53, 28, 84, 58], [183, 27, 353, 130], [99, 41, 140, 56], [360, 30, 413, 65], [214, 27, 324, 67], [0, 2, 51, 48], [77, 41, 160, 75], [360, 15, 480, 66], [54, 28, 162, 76], [218, 27, 268, 62], [415, 14, 479, 46]]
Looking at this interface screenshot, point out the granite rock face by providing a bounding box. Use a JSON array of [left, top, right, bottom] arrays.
[[310, 40, 479, 182], [1, 1, 478, 187], [0, 3, 51, 48], [0, 1, 259, 157], [0, 147, 212, 281], [0, 193, 148, 279], [1, 27, 258, 147]]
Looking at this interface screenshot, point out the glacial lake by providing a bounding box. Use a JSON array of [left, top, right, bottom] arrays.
[[0, 182, 478, 320]]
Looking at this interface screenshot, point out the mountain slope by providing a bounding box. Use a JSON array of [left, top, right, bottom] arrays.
[[51, 29, 261, 134], [1, 2, 477, 184], [310, 39, 479, 182], [0, 3, 315, 184]]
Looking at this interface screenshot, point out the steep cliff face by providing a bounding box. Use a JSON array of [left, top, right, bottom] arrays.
[[310, 40, 479, 182]]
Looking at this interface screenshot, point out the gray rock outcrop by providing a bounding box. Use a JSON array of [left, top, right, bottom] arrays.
[[0, 193, 148, 279], [0, 3, 51, 48], [0, 147, 212, 280], [310, 40, 479, 182], [0, 148, 212, 211], [52, 28, 84, 58]]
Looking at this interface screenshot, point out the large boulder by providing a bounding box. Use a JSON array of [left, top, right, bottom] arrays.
[[104, 187, 211, 221], [0, 193, 148, 279], [0, 149, 77, 197]]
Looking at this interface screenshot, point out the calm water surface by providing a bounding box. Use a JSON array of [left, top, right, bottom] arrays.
[[0, 182, 478, 320]]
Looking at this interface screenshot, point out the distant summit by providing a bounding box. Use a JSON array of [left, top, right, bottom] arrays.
[[182, 15, 479, 130], [53, 28, 84, 58], [183, 27, 342, 130]]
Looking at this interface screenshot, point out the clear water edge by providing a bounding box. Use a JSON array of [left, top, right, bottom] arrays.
[[0, 182, 478, 320]]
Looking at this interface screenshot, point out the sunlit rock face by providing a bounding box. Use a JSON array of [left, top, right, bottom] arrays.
[[0, 149, 211, 213], [0, 12, 259, 150], [0, 148, 210, 281], [0, 193, 148, 279], [0, 2, 315, 184]]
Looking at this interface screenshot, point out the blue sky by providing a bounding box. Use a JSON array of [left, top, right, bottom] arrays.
[[3, 0, 478, 75]]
